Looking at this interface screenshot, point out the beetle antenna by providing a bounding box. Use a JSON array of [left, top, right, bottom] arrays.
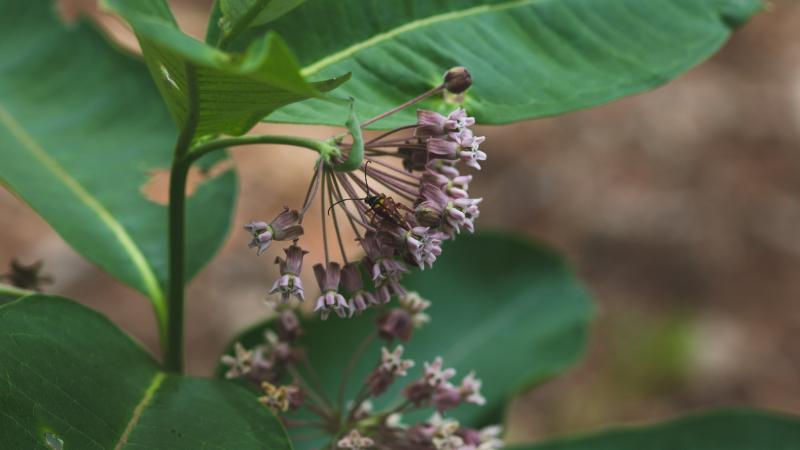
[[364, 160, 372, 196], [327, 197, 365, 215], [327, 161, 373, 215]]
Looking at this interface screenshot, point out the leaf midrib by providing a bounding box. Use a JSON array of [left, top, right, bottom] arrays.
[[0, 103, 166, 311], [114, 371, 166, 450], [299, 0, 547, 76]]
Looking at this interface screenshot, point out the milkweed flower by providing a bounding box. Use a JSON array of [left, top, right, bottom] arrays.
[[341, 262, 379, 315], [232, 311, 503, 450], [242, 67, 486, 320], [366, 345, 415, 396], [220, 342, 252, 379], [269, 244, 307, 303], [244, 208, 303, 256], [313, 262, 348, 320], [258, 382, 301, 413], [337, 429, 374, 450]]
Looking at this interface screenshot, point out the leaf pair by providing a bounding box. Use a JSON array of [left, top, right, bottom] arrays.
[[101, 0, 347, 138]]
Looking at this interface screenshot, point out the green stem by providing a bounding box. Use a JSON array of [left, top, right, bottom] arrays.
[[332, 101, 364, 172], [187, 134, 339, 163], [338, 331, 376, 411], [164, 64, 198, 373], [164, 157, 191, 373]]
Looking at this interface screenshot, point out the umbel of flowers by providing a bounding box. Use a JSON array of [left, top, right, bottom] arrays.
[[243, 67, 486, 320], [222, 292, 504, 450]]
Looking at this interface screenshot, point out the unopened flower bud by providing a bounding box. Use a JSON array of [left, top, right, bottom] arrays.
[[378, 308, 415, 342], [444, 66, 472, 94], [415, 204, 443, 228], [403, 379, 433, 406], [276, 310, 302, 342], [433, 384, 462, 411]]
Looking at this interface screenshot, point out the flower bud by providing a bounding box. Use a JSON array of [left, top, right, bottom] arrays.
[[444, 66, 472, 94], [415, 203, 443, 228], [276, 310, 302, 342], [378, 309, 415, 342]]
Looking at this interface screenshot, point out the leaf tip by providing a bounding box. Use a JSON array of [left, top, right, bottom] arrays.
[[716, 0, 767, 29]]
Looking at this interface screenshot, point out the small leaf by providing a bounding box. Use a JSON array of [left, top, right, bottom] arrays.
[[102, 0, 348, 137], [511, 410, 800, 450], [0, 0, 236, 336], [0, 295, 292, 449], [219, 233, 594, 430], [257, 0, 763, 128]]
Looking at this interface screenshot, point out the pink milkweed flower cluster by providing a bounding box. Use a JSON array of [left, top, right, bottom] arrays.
[[242, 69, 486, 320], [221, 292, 504, 450]]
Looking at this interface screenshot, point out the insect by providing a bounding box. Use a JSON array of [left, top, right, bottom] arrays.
[[328, 161, 411, 230]]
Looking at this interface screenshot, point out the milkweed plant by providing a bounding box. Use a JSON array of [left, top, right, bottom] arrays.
[[2, 0, 795, 449]]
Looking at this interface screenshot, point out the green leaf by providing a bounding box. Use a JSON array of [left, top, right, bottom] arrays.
[[219, 233, 594, 428], [212, 0, 307, 48], [222, 0, 307, 28], [0, 1, 236, 335], [102, 0, 348, 137], [257, 0, 763, 128], [0, 295, 292, 450], [511, 410, 800, 450]]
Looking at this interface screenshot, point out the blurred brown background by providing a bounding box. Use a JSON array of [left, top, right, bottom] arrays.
[[2, 0, 799, 444]]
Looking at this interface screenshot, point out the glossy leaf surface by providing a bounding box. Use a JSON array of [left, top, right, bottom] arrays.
[[0, 1, 237, 331], [259, 0, 763, 128], [0, 295, 292, 449]]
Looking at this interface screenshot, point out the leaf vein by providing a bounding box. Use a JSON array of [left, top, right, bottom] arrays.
[[300, 0, 548, 76], [0, 103, 166, 314], [114, 372, 166, 450]]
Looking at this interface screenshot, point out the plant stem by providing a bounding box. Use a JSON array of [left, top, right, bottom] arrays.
[[187, 134, 339, 164], [164, 158, 190, 372], [287, 364, 335, 416], [359, 84, 444, 129], [338, 331, 376, 411], [164, 132, 335, 371], [164, 65, 198, 373]]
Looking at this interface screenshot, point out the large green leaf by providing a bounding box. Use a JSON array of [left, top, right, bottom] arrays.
[[219, 233, 593, 431], [0, 295, 292, 450], [255, 0, 763, 128], [102, 0, 348, 137], [0, 1, 236, 333], [512, 410, 800, 450]]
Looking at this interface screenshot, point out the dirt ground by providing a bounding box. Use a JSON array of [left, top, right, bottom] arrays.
[[2, 0, 799, 444]]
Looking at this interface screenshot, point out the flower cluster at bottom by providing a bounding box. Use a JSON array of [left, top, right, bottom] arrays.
[[221, 292, 504, 450]]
